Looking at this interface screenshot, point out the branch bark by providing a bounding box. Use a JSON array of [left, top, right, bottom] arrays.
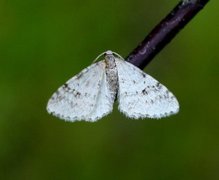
[[126, 0, 209, 69]]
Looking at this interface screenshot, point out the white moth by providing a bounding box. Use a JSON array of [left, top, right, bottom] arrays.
[[47, 50, 179, 122]]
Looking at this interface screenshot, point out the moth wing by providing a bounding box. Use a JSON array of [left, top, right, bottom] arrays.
[[47, 61, 114, 122], [115, 58, 179, 119]]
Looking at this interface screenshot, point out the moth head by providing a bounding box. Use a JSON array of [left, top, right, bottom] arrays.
[[104, 50, 115, 62], [93, 50, 117, 63]]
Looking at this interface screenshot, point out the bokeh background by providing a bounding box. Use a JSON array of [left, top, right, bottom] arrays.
[[0, 0, 218, 179]]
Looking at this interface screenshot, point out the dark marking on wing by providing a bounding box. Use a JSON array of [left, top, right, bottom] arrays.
[[156, 82, 162, 90], [75, 92, 81, 97], [142, 88, 148, 95], [63, 83, 71, 92], [76, 72, 83, 79], [71, 89, 81, 98]]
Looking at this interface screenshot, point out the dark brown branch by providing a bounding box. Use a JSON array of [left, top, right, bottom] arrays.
[[126, 0, 209, 69]]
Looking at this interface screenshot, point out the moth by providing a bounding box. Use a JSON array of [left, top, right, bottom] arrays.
[[47, 50, 179, 122]]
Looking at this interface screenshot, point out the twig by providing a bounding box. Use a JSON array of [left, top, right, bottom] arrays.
[[126, 0, 209, 70]]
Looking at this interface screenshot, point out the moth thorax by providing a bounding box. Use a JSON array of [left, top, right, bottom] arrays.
[[105, 54, 118, 99]]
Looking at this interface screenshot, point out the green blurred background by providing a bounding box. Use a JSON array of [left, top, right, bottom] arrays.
[[0, 0, 218, 179]]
